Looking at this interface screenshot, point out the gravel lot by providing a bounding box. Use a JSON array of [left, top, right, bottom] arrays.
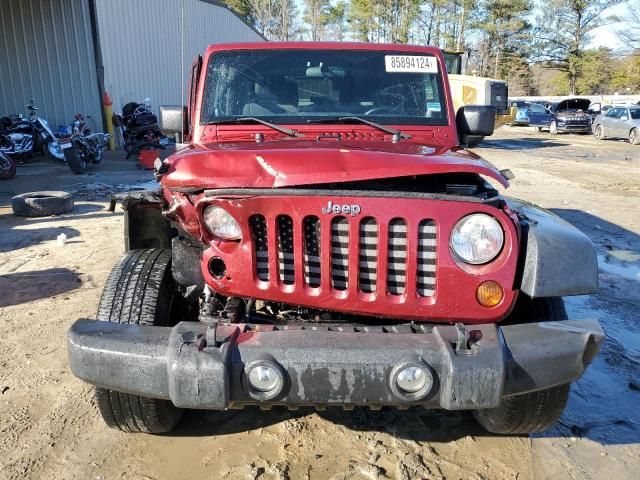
[[0, 126, 639, 480]]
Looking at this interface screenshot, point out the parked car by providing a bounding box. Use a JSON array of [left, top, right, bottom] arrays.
[[538, 98, 592, 134], [526, 102, 553, 131], [67, 42, 602, 436], [509, 100, 529, 126], [592, 105, 640, 145]]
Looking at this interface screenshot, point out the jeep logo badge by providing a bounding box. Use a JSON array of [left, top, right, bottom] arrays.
[[321, 200, 361, 216]]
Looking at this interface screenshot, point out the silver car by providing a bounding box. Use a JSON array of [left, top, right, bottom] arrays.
[[592, 106, 640, 145]]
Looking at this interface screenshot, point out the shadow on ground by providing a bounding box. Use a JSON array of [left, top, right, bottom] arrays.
[[0, 267, 82, 307], [477, 137, 567, 150], [172, 406, 488, 443]]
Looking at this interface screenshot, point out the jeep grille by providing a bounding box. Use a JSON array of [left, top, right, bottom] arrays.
[[249, 214, 437, 297]]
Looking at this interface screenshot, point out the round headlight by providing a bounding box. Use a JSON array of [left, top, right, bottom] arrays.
[[203, 206, 242, 240], [450, 213, 504, 265]]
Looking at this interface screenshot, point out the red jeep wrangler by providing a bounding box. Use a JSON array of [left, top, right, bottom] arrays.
[[68, 43, 603, 435]]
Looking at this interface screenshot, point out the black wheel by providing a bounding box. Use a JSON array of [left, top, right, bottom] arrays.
[[536, 126, 543, 132], [11, 191, 74, 216], [63, 145, 88, 174], [0, 152, 16, 180], [473, 297, 570, 434], [94, 249, 185, 433], [630, 128, 640, 145]]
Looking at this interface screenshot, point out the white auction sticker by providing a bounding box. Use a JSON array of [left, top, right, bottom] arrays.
[[385, 55, 438, 73]]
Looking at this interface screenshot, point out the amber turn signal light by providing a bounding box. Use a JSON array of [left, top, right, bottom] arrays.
[[476, 281, 503, 308]]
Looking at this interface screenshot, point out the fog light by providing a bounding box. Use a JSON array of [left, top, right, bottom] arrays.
[[396, 366, 428, 393], [244, 360, 285, 400], [390, 362, 433, 400], [476, 281, 503, 307], [248, 365, 279, 392]]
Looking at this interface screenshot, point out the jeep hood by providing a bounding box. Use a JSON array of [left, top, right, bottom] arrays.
[[162, 140, 509, 190], [556, 98, 591, 113]]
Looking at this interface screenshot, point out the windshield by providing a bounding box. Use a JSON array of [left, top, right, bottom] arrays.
[[201, 49, 448, 126]]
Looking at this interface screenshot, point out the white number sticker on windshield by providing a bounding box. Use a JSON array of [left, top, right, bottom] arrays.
[[385, 55, 438, 73]]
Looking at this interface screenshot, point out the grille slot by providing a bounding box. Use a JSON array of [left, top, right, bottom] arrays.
[[387, 219, 407, 295], [303, 216, 321, 287], [277, 215, 295, 285], [417, 220, 437, 296], [330, 217, 349, 290], [358, 218, 378, 293], [250, 215, 269, 281]]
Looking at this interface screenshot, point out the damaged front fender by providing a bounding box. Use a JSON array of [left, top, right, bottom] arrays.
[[507, 197, 598, 298]]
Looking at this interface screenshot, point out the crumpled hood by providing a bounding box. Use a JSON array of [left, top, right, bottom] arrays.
[[161, 140, 509, 190]]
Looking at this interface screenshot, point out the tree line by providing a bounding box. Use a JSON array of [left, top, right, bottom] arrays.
[[223, 0, 640, 96]]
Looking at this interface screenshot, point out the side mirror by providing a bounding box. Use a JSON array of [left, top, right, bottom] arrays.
[[456, 105, 496, 137], [620, 115, 629, 121], [159, 105, 188, 136]]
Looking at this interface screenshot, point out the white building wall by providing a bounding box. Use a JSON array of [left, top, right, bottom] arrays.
[[94, 0, 264, 115]]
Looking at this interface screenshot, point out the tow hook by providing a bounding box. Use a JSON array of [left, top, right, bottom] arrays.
[[455, 323, 468, 351]]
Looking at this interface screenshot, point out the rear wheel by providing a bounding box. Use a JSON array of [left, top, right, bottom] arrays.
[[46, 139, 65, 160], [630, 128, 640, 145], [63, 145, 88, 174], [473, 297, 570, 434], [536, 126, 543, 132], [94, 249, 186, 433]]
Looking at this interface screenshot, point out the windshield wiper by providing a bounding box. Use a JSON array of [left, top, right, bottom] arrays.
[[307, 116, 411, 141], [206, 117, 303, 138]]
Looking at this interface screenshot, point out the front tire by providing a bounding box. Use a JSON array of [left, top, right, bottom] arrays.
[[94, 249, 185, 433], [630, 128, 640, 145], [549, 120, 558, 135], [594, 125, 604, 140], [473, 297, 570, 434]]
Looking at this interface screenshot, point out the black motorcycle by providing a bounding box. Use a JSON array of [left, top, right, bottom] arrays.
[[58, 114, 111, 174], [0, 151, 16, 180], [112, 100, 169, 158], [0, 99, 64, 161]]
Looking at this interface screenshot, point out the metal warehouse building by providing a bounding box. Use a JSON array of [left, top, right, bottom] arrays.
[[0, 0, 264, 132]]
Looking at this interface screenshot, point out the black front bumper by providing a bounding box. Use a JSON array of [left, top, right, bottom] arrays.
[[67, 318, 603, 410]]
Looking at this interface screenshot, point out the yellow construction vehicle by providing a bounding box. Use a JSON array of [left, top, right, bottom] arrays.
[[444, 51, 516, 146]]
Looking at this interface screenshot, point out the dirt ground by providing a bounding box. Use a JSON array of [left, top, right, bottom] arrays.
[[1, 127, 639, 480]]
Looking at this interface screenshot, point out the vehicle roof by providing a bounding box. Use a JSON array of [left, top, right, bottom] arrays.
[[204, 42, 445, 57]]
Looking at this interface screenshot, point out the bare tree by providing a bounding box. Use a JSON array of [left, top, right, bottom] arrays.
[[533, 0, 624, 94], [618, 5, 640, 51]]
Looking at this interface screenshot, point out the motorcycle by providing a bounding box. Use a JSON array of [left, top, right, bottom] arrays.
[[0, 99, 64, 161], [112, 99, 170, 158], [58, 114, 111, 174], [0, 151, 16, 180]]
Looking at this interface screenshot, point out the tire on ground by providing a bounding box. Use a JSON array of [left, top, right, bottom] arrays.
[[11, 191, 74, 217], [472, 297, 571, 434], [94, 249, 184, 434]]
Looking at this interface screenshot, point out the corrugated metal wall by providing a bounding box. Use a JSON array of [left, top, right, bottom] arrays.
[[94, 0, 264, 115], [0, 0, 103, 131]]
